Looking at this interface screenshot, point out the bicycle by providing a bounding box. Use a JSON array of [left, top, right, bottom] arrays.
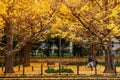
[[85, 61, 101, 71]]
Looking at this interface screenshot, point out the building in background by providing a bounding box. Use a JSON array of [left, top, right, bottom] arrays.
[[112, 38, 120, 55]]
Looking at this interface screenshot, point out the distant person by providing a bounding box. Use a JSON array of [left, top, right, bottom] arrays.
[[86, 56, 94, 70], [86, 55, 98, 70]]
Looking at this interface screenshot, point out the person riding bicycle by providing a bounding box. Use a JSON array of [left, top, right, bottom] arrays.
[[86, 55, 95, 70]]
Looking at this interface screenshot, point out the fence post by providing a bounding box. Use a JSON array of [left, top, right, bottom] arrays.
[[115, 64, 117, 76], [32, 66, 34, 71], [2, 63, 3, 72], [94, 65, 97, 75], [41, 63, 43, 75], [22, 58, 25, 75], [77, 65, 79, 75], [18, 65, 20, 71], [23, 64, 25, 75], [59, 63, 61, 75]]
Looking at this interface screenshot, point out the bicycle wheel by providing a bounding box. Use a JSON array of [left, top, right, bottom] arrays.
[[95, 65, 102, 71], [85, 64, 94, 71], [85, 65, 102, 71]]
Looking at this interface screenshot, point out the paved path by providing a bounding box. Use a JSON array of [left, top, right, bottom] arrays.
[[0, 75, 120, 80]]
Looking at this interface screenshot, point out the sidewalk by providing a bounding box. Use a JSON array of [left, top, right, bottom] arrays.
[[0, 75, 120, 80]]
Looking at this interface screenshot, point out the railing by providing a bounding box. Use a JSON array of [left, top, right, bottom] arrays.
[[0, 62, 102, 76]]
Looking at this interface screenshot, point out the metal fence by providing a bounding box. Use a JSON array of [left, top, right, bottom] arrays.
[[0, 62, 107, 76], [0, 57, 119, 77]]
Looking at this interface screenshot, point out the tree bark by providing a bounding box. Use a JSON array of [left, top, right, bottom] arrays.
[[23, 42, 34, 66], [89, 43, 97, 60], [4, 20, 15, 73], [4, 55, 14, 73], [102, 0, 115, 73], [103, 46, 115, 73]]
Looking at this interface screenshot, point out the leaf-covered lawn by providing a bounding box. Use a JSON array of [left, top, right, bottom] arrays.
[[0, 63, 120, 77]]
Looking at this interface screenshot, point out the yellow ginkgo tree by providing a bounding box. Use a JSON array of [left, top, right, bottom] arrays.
[[0, 0, 60, 73], [61, 0, 120, 73]]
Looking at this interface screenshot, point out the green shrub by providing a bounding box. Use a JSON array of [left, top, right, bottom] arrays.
[[67, 62, 88, 66], [45, 68, 57, 73], [64, 68, 74, 73], [0, 62, 22, 67], [98, 62, 105, 66], [13, 62, 22, 66], [56, 68, 65, 73], [45, 67, 74, 73], [0, 62, 4, 66]]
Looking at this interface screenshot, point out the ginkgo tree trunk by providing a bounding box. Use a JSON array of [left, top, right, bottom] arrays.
[[3, 19, 32, 73], [4, 23, 14, 73], [101, 40, 115, 73], [23, 42, 34, 66], [21, 0, 61, 66]]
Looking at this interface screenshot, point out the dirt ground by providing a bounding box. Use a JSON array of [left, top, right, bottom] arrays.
[[0, 63, 120, 77]]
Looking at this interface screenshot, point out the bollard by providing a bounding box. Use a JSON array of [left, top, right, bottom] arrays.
[[32, 66, 34, 71]]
